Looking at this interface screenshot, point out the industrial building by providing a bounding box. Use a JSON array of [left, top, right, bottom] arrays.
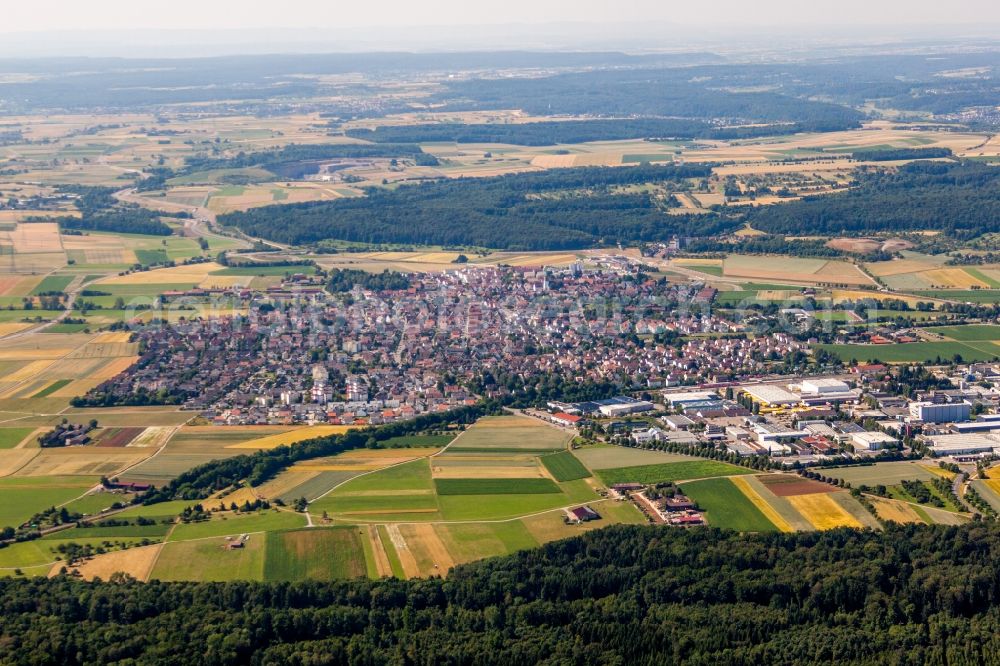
[[909, 401, 971, 424], [924, 433, 1000, 457]]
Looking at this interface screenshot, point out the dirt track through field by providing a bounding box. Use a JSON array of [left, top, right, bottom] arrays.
[[410, 524, 455, 575], [385, 524, 420, 577], [367, 525, 393, 577]]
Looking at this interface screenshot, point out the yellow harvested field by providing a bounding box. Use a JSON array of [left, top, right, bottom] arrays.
[[922, 465, 957, 480], [348, 448, 442, 459], [197, 275, 253, 289], [16, 449, 151, 477], [866, 258, 942, 277], [815, 261, 873, 284], [0, 348, 72, 361], [400, 523, 456, 576], [225, 425, 359, 449], [213, 486, 259, 506], [0, 322, 33, 337], [255, 470, 321, 499], [92, 331, 133, 344], [870, 497, 926, 524], [0, 449, 40, 476], [922, 268, 989, 289], [531, 154, 576, 168], [128, 426, 178, 448], [982, 478, 1000, 497], [66, 342, 138, 359], [4, 360, 55, 382], [57, 543, 163, 582], [786, 493, 863, 530], [731, 476, 793, 532], [295, 464, 380, 472], [97, 262, 225, 285], [831, 289, 928, 307], [723, 254, 871, 285], [49, 379, 102, 398], [86, 357, 138, 380], [4, 222, 63, 253], [572, 152, 622, 167]]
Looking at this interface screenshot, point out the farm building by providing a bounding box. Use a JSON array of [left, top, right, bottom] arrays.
[[567, 506, 601, 523]]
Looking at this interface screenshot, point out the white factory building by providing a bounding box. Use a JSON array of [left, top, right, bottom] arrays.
[[924, 433, 1000, 457], [909, 401, 972, 424]]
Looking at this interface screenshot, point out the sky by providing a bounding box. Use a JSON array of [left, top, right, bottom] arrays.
[[3, 0, 1000, 32]]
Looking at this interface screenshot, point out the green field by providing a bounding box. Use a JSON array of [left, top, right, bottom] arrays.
[[437, 522, 539, 563], [822, 462, 939, 486], [539, 451, 592, 482], [30, 275, 73, 295], [450, 416, 571, 451], [151, 537, 265, 582], [135, 249, 169, 265], [681, 478, 779, 532], [817, 341, 999, 363], [573, 445, 697, 470], [0, 477, 96, 528], [0, 427, 35, 449], [30, 379, 71, 398], [166, 510, 306, 541], [930, 325, 1000, 341], [263, 528, 367, 581], [595, 460, 752, 486], [911, 290, 1000, 304], [330, 458, 432, 492], [434, 478, 561, 495], [437, 494, 571, 521]]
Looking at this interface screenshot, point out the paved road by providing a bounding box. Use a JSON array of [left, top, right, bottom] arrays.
[[953, 472, 977, 513]]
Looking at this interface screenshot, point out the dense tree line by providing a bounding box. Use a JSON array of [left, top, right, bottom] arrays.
[[344, 118, 830, 146], [326, 268, 410, 293], [6, 523, 1000, 663], [684, 236, 886, 259], [182, 143, 438, 179], [852, 147, 953, 162], [218, 165, 731, 250], [746, 161, 1000, 238], [42, 186, 173, 236]]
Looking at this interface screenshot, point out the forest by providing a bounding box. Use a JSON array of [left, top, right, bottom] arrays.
[[181, 143, 438, 179], [4, 523, 1000, 664], [851, 147, 953, 161], [439, 69, 865, 131], [218, 165, 733, 250], [50, 186, 172, 236], [344, 118, 825, 145], [746, 161, 1000, 238]]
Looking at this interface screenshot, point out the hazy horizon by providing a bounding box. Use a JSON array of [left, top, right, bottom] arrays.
[[5, 0, 1000, 33]]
